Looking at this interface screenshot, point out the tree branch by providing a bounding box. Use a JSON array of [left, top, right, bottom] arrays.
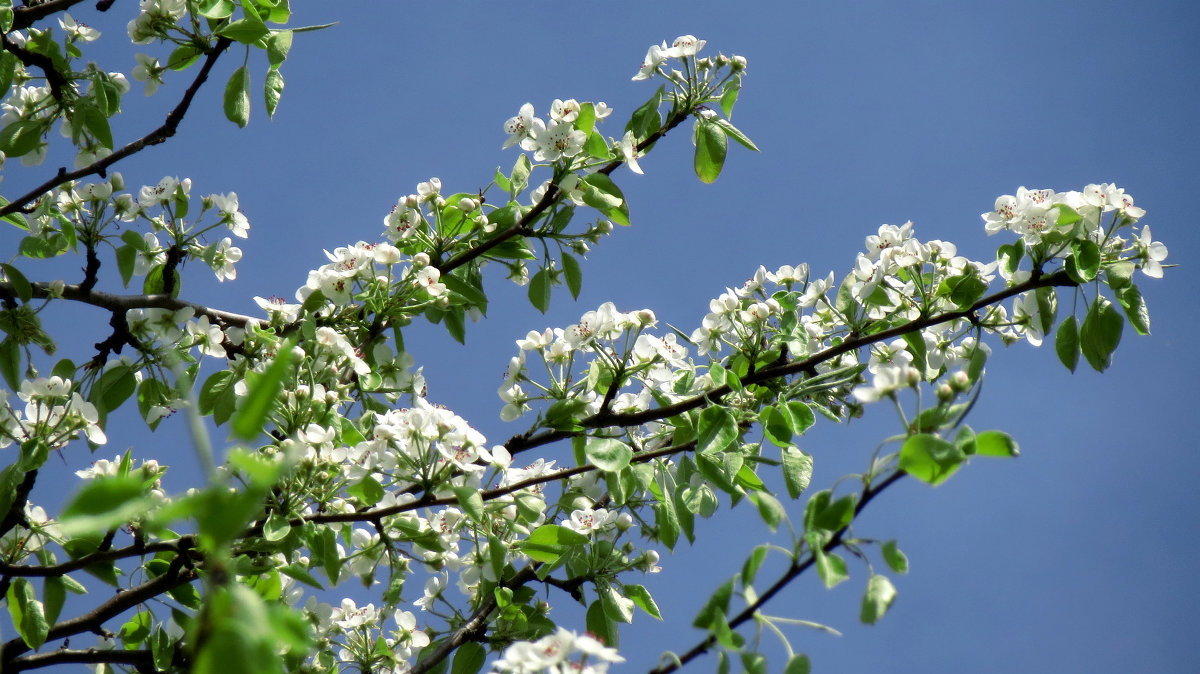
[[0, 36, 234, 218], [5, 646, 158, 673], [648, 470, 907, 674], [0, 558, 197, 667], [0, 280, 263, 329], [11, 0, 93, 32]]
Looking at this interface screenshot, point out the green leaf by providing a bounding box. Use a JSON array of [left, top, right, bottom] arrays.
[[626, 85, 663, 141], [451, 641, 486, 674], [579, 173, 630, 226], [815, 549, 849, 589], [1055, 314, 1080, 372], [812, 493, 856, 532], [347, 475, 384, 506], [1117, 284, 1150, 335], [6, 577, 49, 649], [586, 599, 618, 649], [1072, 239, 1101, 282], [882, 540, 909, 574], [452, 485, 485, 523], [741, 545, 769, 585], [623, 583, 662, 619], [585, 437, 633, 472], [264, 68, 284, 118], [1079, 297, 1123, 372], [510, 154, 531, 194], [693, 120, 728, 183], [262, 512, 291, 542], [0, 119, 45, 158], [42, 576, 66, 624], [898, 433, 965, 486], [518, 524, 588, 564], [78, 103, 113, 149], [748, 490, 786, 532], [0, 337, 19, 391], [266, 29, 293, 68], [90, 364, 137, 415], [784, 654, 812, 674], [527, 268, 551, 313], [697, 406, 738, 454], [562, 252, 582, 299], [781, 446, 813, 499], [197, 0, 236, 18], [759, 405, 790, 447], [600, 583, 634, 623], [692, 577, 733, 628], [741, 652, 768, 674], [168, 43, 204, 70], [216, 15, 269, 44], [860, 574, 897, 625], [0, 50, 18, 95], [712, 118, 759, 151], [974, 430, 1019, 457], [720, 80, 740, 119], [231, 337, 294, 440], [1, 263, 33, 301], [784, 401, 816, 435], [151, 626, 175, 670], [224, 66, 251, 128]]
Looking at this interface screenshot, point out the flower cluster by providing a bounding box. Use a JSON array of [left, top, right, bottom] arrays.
[[492, 627, 624, 674], [0, 376, 107, 449]]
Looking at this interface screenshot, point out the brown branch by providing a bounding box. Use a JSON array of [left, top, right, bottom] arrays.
[[648, 470, 907, 674], [1, 31, 71, 102], [11, 0, 91, 32], [0, 538, 186, 577], [0, 36, 234, 218], [437, 107, 693, 277], [504, 269, 1079, 459], [0, 559, 198, 666], [0, 280, 263, 329], [5, 646, 157, 673]]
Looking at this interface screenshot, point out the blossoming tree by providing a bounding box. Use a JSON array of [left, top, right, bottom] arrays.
[[0, 3, 1170, 674]]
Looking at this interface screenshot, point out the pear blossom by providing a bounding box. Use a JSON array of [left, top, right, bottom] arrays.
[[531, 119, 585, 162], [132, 53, 165, 95], [619, 131, 644, 174], [210, 192, 249, 237], [59, 14, 100, 41], [210, 237, 242, 281], [502, 103, 538, 150], [666, 35, 706, 58], [550, 98, 580, 123], [1134, 225, 1168, 278], [634, 42, 669, 81]]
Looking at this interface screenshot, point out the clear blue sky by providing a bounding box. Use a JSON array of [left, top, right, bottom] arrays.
[[4, 1, 1200, 672]]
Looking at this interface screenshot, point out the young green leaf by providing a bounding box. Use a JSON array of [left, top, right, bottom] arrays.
[[527, 268, 551, 313], [781, 446, 813, 499], [264, 68, 284, 118], [898, 433, 965, 486], [694, 120, 728, 183], [882, 540, 909, 574], [1055, 314, 1080, 372], [224, 66, 251, 128], [860, 574, 897, 624], [1079, 297, 1123, 372], [585, 437, 633, 472]]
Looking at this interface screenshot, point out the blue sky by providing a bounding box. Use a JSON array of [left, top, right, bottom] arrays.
[[4, 1, 1200, 672]]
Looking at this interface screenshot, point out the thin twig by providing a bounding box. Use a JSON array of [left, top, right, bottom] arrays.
[[0, 37, 234, 218]]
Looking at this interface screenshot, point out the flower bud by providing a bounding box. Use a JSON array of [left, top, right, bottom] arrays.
[[413, 252, 430, 268], [937, 382, 955, 402], [48, 279, 65, 298], [109, 172, 124, 190]]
